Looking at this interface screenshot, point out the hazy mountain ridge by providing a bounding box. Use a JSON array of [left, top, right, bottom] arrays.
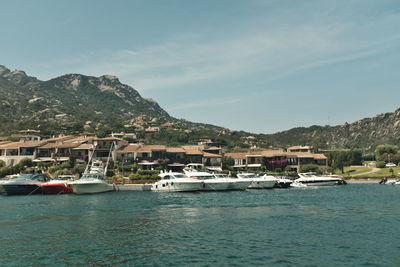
[[1, 64, 399, 150], [0, 64, 228, 138], [263, 109, 400, 149]]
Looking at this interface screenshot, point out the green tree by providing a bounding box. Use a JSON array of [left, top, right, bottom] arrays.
[[375, 144, 398, 156], [299, 164, 323, 174], [222, 156, 234, 170]]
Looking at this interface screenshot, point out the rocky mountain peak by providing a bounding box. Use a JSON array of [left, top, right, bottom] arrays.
[[0, 65, 37, 85], [0, 65, 11, 76]]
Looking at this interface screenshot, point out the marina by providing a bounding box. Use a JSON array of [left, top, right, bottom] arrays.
[[0, 184, 398, 266]]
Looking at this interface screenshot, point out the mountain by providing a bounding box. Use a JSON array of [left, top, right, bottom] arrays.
[[263, 109, 400, 150], [0, 64, 229, 141], [0, 65, 174, 135], [1, 64, 399, 150]]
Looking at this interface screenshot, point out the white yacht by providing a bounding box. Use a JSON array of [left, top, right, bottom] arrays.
[[237, 173, 276, 189], [184, 170, 231, 191], [294, 173, 345, 186], [151, 171, 204, 192], [69, 144, 115, 194], [212, 173, 252, 190]]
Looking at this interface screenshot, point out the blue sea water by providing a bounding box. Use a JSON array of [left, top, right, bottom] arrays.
[[0, 185, 399, 266]]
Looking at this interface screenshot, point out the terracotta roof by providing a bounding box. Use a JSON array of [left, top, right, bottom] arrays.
[[182, 145, 204, 151], [166, 147, 186, 153], [203, 146, 221, 150], [0, 141, 11, 146], [313, 153, 327, 160], [116, 144, 141, 152], [136, 147, 152, 153], [224, 152, 248, 159], [67, 136, 95, 142], [185, 150, 203, 155], [203, 152, 222, 158], [141, 145, 166, 151], [288, 145, 312, 150], [260, 150, 286, 157], [0, 141, 48, 149], [39, 142, 81, 149], [286, 152, 315, 158], [73, 144, 94, 150], [94, 137, 126, 142], [46, 135, 76, 142]]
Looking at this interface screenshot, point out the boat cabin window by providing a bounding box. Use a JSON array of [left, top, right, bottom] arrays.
[[163, 175, 171, 180], [33, 174, 50, 182], [173, 174, 189, 179], [195, 175, 214, 180]]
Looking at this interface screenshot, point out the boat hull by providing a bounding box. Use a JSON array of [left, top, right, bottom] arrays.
[[227, 180, 252, 190], [275, 180, 293, 188], [297, 181, 339, 186], [0, 184, 42, 196], [248, 179, 276, 189], [199, 181, 231, 191], [71, 183, 114, 194], [42, 183, 73, 194], [152, 181, 203, 192]]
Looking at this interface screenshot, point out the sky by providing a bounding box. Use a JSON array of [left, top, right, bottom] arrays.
[[1, 0, 400, 134]]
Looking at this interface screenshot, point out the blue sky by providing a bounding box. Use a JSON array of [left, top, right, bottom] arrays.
[[1, 0, 400, 133]]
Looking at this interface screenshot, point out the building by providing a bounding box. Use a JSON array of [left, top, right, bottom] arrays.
[[287, 146, 313, 153], [225, 149, 327, 172]]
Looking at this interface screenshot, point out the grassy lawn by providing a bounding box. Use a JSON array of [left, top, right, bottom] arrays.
[[336, 166, 371, 176], [337, 166, 400, 178], [365, 167, 400, 178]]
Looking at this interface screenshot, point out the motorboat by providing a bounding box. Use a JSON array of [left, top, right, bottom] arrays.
[[273, 176, 293, 188], [69, 144, 115, 194], [69, 160, 114, 194], [236, 173, 276, 189], [184, 169, 231, 191], [294, 173, 345, 186], [151, 171, 204, 192], [212, 173, 252, 190], [0, 173, 51, 196], [41, 175, 74, 194]]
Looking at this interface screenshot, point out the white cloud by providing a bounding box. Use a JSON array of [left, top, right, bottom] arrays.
[[33, 3, 400, 96]]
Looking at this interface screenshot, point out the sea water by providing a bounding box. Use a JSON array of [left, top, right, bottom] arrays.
[[0, 185, 399, 266]]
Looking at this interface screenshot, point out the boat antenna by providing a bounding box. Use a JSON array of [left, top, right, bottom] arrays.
[[104, 141, 115, 176], [84, 144, 97, 174]]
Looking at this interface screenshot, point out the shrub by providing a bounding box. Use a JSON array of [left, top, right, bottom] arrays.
[[376, 161, 386, 168], [129, 173, 159, 180], [362, 153, 376, 161], [138, 170, 160, 176], [299, 164, 323, 174], [0, 160, 5, 168]]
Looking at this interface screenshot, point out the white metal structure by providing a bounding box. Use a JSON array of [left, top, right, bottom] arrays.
[[151, 171, 204, 192], [236, 173, 276, 189]]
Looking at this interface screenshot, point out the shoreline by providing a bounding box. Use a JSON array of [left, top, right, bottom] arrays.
[[346, 178, 382, 184]]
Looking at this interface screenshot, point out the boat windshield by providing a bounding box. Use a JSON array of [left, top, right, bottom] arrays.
[[214, 174, 227, 178], [82, 173, 104, 180], [194, 174, 214, 180], [240, 174, 259, 179], [173, 174, 189, 179], [15, 173, 50, 181]]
